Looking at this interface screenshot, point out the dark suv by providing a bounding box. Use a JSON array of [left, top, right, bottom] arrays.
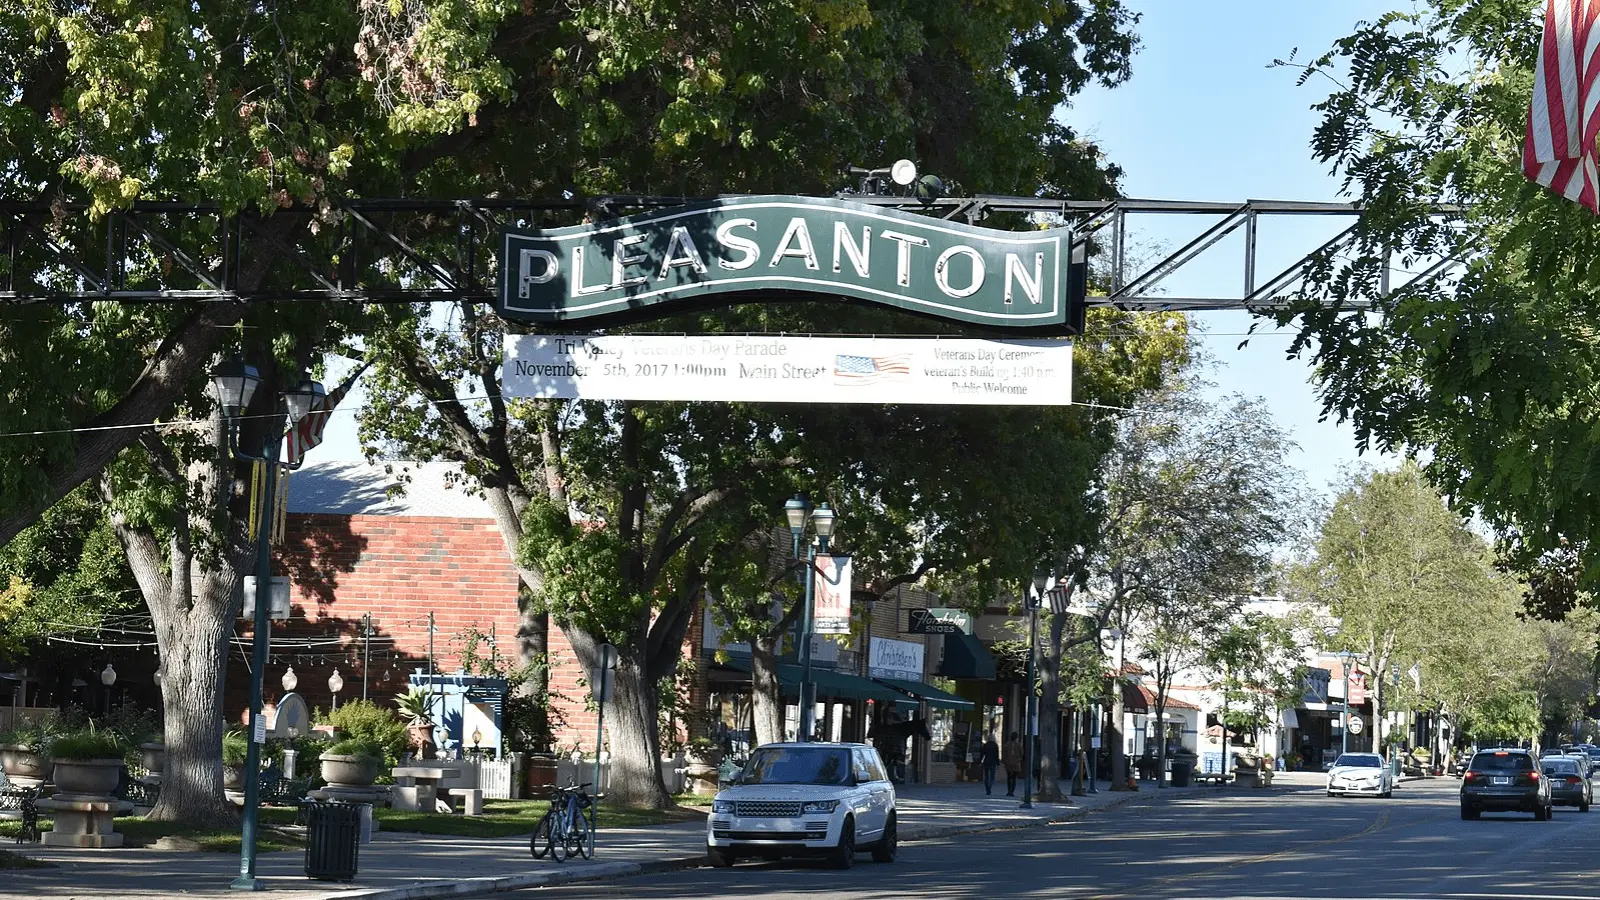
[[1460, 748, 1552, 820]]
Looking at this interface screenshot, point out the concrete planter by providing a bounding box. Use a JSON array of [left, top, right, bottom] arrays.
[[223, 764, 245, 791], [138, 742, 166, 775], [320, 753, 382, 787], [0, 744, 48, 782], [51, 758, 124, 795]]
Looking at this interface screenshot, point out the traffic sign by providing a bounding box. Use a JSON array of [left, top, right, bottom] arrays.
[[1347, 715, 1364, 735]]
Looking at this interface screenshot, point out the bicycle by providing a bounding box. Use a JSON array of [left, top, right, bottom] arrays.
[[529, 781, 597, 862]]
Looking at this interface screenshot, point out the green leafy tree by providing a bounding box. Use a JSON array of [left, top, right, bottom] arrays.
[[0, 487, 136, 660], [1277, 3, 1600, 594], [1204, 611, 1304, 755], [1292, 462, 1513, 756]]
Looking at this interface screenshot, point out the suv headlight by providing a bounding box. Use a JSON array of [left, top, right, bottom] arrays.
[[712, 800, 734, 814], [802, 800, 840, 814]]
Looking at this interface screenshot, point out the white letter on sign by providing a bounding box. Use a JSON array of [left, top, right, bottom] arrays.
[[716, 218, 760, 270], [610, 234, 648, 289], [1004, 252, 1045, 306], [519, 248, 558, 298], [658, 226, 708, 279], [833, 222, 871, 278], [769, 217, 819, 270], [570, 246, 608, 296], [880, 230, 930, 287], [934, 245, 985, 299]]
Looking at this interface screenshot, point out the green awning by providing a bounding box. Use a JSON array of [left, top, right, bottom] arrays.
[[716, 657, 909, 704], [937, 633, 997, 680], [875, 677, 975, 711]]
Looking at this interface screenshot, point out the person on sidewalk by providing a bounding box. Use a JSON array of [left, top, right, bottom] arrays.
[[1003, 732, 1023, 796], [980, 732, 1001, 795]]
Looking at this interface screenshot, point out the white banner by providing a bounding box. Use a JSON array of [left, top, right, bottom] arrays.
[[869, 638, 926, 681], [503, 334, 1072, 405], [813, 555, 852, 635]]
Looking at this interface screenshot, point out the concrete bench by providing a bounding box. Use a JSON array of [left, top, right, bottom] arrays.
[[447, 788, 484, 816], [1192, 772, 1230, 785]]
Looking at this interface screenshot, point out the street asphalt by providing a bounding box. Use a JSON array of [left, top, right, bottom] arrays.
[[483, 777, 1600, 899]]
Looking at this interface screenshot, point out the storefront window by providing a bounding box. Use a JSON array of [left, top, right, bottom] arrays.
[[931, 707, 955, 764]]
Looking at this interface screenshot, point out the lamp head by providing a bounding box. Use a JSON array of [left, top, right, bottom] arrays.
[[890, 159, 918, 186], [210, 361, 261, 418], [328, 668, 344, 694], [913, 174, 947, 205], [281, 667, 298, 692], [285, 378, 326, 424], [784, 495, 808, 536], [100, 663, 117, 687], [810, 502, 837, 538]]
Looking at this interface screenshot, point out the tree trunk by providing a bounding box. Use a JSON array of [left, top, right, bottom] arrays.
[[600, 650, 671, 808], [147, 579, 235, 826], [1109, 680, 1127, 790], [1075, 707, 1092, 795], [1155, 700, 1168, 787], [1034, 612, 1067, 802], [750, 635, 785, 748]]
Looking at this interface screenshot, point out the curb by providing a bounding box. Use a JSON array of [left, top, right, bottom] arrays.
[[314, 790, 1170, 900]]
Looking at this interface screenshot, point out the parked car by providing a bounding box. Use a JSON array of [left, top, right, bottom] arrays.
[[1558, 751, 1594, 779], [1582, 745, 1600, 772], [1461, 748, 1552, 820], [1326, 753, 1394, 798], [1543, 756, 1592, 811], [707, 742, 896, 869]]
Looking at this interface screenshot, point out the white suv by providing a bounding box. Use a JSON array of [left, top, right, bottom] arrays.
[[707, 742, 897, 869]]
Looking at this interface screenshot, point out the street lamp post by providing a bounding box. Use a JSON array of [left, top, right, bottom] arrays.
[[329, 669, 344, 711], [783, 496, 837, 743], [1340, 651, 1353, 758], [212, 362, 322, 893], [1021, 577, 1044, 810], [100, 664, 117, 716]]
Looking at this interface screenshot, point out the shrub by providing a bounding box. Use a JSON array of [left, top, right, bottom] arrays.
[[50, 731, 126, 761], [0, 715, 60, 751], [394, 688, 433, 726], [222, 730, 249, 767], [327, 700, 406, 763], [326, 738, 384, 761]]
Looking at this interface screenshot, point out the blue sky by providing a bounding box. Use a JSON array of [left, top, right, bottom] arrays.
[[320, 1, 1403, 498], [1069, 0, 1403, 497]]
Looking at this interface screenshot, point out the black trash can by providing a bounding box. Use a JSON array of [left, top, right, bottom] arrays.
[[303, 801, 361, 881], [1170, 759, 1194, 787]]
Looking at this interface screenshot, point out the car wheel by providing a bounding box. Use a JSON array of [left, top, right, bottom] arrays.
[[1582, 799, 1591, 813], [871, 814, 897, 863], [829, 816, 855, 870], [707, 845, 737, 868], [1460, 804, 1479, 820], [1382, 789, 1392, 798]]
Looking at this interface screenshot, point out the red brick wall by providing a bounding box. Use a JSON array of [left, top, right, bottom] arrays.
[[229, 512, 699, 754]]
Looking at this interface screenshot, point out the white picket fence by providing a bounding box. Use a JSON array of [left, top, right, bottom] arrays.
[[472, 758, 515, 800]]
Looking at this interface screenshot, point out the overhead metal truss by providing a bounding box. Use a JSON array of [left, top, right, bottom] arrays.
[[0, 195, 1463, 311]]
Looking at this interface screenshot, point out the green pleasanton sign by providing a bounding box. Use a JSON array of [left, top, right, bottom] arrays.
[[496, 195, 1080, 332]]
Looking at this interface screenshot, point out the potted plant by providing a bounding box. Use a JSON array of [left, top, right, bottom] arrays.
[[394, 689, 435, 754], [50, 731, 127, 795], [0, 717, 55, 783], [320, 738, 384, 787], [685, 736, 723, 767], [221, 729, 249, 789]]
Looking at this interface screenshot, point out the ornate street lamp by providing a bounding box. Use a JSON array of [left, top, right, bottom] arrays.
[[280, 667, 298, 694], [100, 663, 117, 716], [329, 669, 344, 710], [785, 499, 839, 743], [211, 360, 322, 892]]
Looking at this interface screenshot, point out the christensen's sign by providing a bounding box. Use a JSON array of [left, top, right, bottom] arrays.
[[496, 196, 1078, 331]]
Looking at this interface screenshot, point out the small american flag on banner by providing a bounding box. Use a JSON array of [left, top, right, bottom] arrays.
[[1525, 0, 1600, 211], [285, 364, 367, 466], [833, 354, 911, 385]]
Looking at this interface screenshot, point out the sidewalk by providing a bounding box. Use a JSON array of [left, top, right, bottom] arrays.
[[0, 778, 1207, 900]]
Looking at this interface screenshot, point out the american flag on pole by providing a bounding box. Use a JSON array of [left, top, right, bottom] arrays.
[[1525, 0, 1600, 211], [285, 364, 367, 466], [833, 354, 911, 386]]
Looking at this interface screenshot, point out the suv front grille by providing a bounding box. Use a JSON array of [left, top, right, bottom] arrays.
[[734, 801, 803, 817]]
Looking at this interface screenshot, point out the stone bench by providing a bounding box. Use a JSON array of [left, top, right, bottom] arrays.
[[447, 788, 484, 816]]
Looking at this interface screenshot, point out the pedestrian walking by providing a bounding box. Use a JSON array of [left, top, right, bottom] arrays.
[[980, 733, 1000, 796], [1003, 732, 1023, 796]]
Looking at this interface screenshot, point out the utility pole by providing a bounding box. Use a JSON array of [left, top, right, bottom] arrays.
[[361, 613, 371, 702]]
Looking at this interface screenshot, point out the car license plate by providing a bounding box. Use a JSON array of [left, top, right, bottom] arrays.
[[1492, 776, 1510, 785]]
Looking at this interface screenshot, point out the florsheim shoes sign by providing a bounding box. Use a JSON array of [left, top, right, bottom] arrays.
[[496, 195, 1080, 332]]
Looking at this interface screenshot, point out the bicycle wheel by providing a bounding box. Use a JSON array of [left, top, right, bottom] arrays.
[[549, 812, 569, 863], [581, 804, 596, 860], [570, 807, 593, 860], [530, 812, 553, 859]]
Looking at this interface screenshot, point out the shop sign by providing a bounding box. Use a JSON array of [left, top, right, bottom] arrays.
[[869, 638, 926, 681], [907, 607, 972, 634]]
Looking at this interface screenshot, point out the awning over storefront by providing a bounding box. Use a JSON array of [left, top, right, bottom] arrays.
[[1281, 708, 1300, 728], [716, 657, 910, 705], [875, 678, 975, 711], [937, 633, 997, 679], [1120, 682, 1149, 714]]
